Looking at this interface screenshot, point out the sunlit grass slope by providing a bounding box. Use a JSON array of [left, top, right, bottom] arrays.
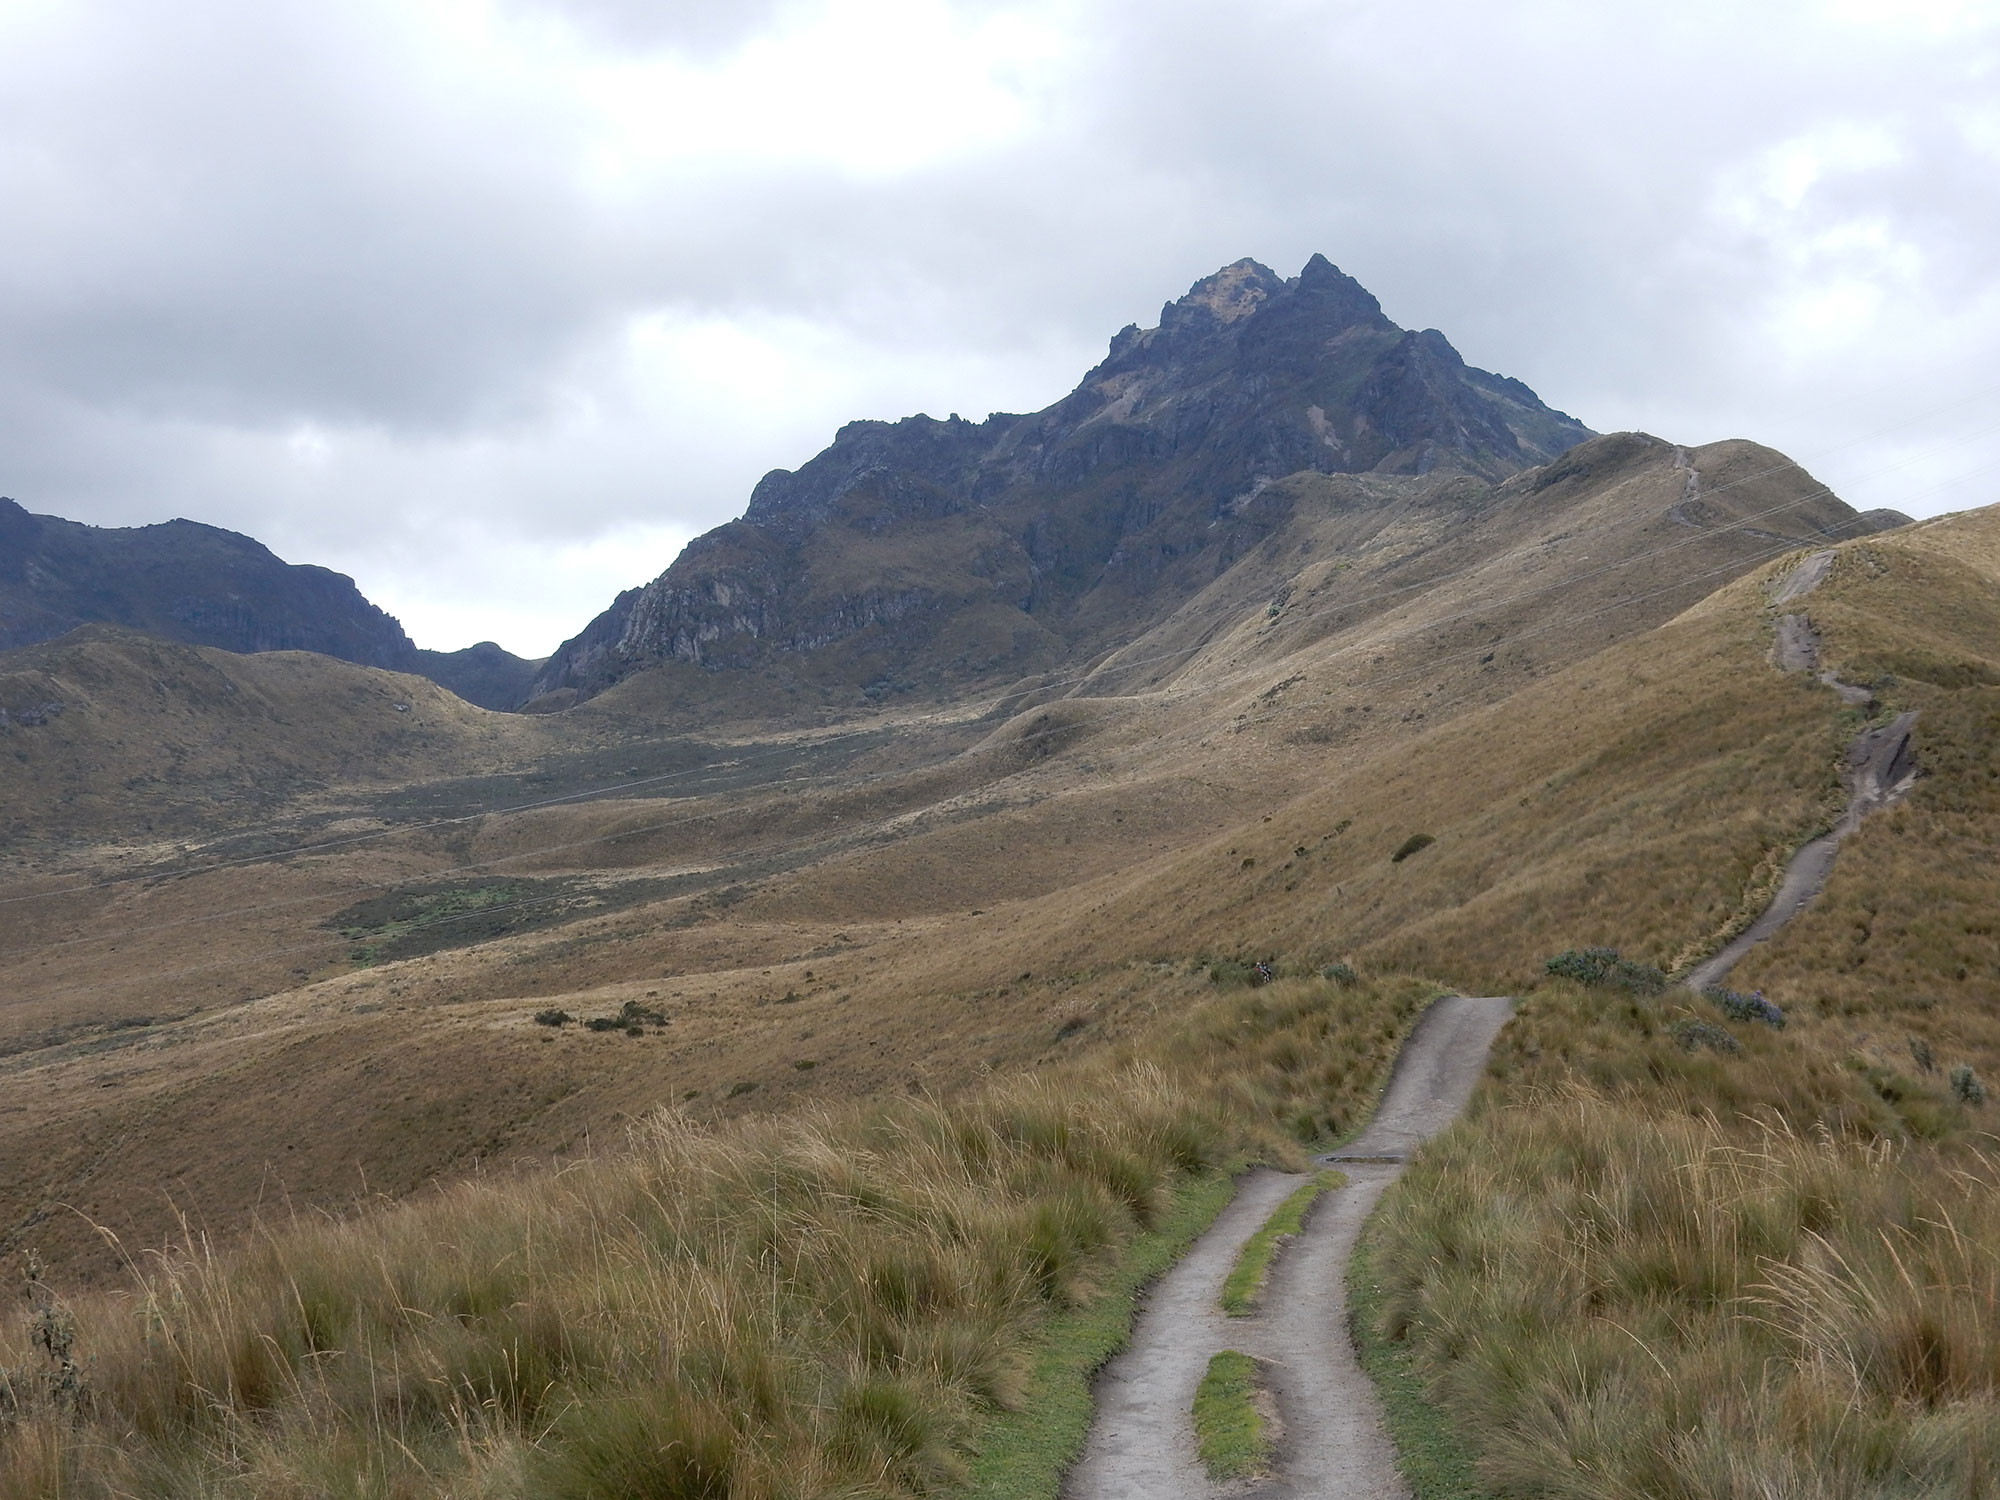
[[1728, 507, 2000, 1056], [0, 973, 1435, 1498], [1030, 552, 1858, 995], [1361, 506, 2000, 1499]]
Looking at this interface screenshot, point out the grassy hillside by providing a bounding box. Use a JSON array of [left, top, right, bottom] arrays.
[[0, 459, 1987, 1494], [0, 441, 1927, 1289], [1360, 506, 2000, 1498], [0, 973, 1438, 1498], [0, 628, 551, 846]]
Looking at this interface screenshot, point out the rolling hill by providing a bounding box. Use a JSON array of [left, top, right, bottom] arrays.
[[0, 255, 1986, 1500]]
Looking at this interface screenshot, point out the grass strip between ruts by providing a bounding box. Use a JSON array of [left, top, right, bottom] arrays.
[[1347, 1219, 1484, 1500], [1192, 1350, 1272, 1480], [957, 1169, 1239, 1500], [1219, 1168, 1346, 1315]]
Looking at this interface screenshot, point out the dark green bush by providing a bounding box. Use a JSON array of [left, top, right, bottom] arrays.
[[584, 999, 668, 1032], [1390, 834, 1435, 863]]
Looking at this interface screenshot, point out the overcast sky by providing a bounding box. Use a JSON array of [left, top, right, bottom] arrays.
[[4, 0, 1997, 657]]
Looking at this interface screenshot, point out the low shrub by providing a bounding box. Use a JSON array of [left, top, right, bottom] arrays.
[[1668, 1017, 1740, 1054], [584, 999, 668, 1033], [1542, 946, 1666, 995], [0, 1257, 84, 1423], [1703, 985, 1785, 1028], [1952, 1063, 1987, 1107], [1391, 833, 1435, 863], [1207, 958, 1259, 989], [1320, 961, 1359, 986], [533, 1008, 573, 1027]]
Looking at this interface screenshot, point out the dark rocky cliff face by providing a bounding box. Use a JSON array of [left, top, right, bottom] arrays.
[[0, 501, 538, 709], [532, 255, 1596, 706], [0, 502, 420, 666]]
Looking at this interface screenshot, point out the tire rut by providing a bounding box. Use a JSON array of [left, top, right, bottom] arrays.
[[1065, 995, 1512, 1500]]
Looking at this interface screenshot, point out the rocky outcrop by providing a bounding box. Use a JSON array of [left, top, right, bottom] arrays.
[[533, 255, 1597, 703]]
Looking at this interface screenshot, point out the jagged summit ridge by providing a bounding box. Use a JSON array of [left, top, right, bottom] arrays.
[[530, 256, 1596, 706]]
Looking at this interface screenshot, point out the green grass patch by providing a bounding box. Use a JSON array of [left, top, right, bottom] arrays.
[[324, 874, 685, 963], [1220, 1169, 1345, 1316], [957, 1170, 1237, 1500], [1348, 1223, 1482, 1500], [1192, 1350, 1273, 1481]]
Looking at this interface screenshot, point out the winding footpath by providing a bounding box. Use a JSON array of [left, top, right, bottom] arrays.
[[1688, 550, 1919, 991], [1066, 995, 1513, 1500], [1066, 549, 1919, 1497]]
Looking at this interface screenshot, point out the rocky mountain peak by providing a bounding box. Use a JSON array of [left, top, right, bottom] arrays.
[[1159, 257, 1285, 331], [529, 255, 1600, 708]]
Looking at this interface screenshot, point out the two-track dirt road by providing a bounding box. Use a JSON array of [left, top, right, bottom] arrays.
[[1066, 994, 1513, 1499]]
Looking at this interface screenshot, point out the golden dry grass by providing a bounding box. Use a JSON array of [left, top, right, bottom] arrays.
[[0, 453, 1989, 1498], [1359, 505, 2000, 1500], [1726, 509, 2000, 1068], [0, 972, 1435, 1498], [0, 466, 1951, 1292], [1369, 981, 2000, 1500]]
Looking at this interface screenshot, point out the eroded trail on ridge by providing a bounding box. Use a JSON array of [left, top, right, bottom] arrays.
[[1065, 995, 1512, 1500], [1687, 550, 1921, 992]]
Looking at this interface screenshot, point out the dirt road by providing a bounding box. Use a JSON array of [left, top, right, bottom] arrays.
[[1691, 550, 1921, 991], [1065, 994, 1512, 1500]]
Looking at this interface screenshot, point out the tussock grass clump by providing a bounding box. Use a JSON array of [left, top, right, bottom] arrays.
[[0, 972, 1435, 1498], [1367, 979, 2000, 1498]]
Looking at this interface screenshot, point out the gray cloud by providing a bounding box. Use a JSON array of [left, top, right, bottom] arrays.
[[3, 0, 1996, 654]]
